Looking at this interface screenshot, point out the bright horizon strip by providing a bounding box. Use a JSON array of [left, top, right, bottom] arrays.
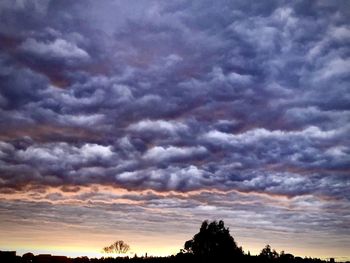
[[2, 230, 350, 261], [3, 244, 350, 261], [2, 244, 180, 258]]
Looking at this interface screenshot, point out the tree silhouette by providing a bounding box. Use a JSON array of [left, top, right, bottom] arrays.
[[183, 220, 243, 260], [260, 245, 279, 260], [102, 240, 130, 255]]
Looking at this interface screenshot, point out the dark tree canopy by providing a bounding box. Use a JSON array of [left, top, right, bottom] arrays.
[[260, 244, 279, 260], [183, 220, 243, 259], [259, 245, 278, 259]]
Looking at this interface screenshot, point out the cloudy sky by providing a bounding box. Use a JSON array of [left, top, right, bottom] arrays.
[[0, 0, 349, 260]]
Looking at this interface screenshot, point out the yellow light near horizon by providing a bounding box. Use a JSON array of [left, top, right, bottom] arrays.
[[3, 242, 181, 258], [3, 242, 350, 262], [2, 223, 349, 261]]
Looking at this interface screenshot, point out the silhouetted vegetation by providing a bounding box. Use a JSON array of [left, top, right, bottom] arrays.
[[102, 241, 130, 255], [1, 220, 346, 263], [182, 220, 243, 261]]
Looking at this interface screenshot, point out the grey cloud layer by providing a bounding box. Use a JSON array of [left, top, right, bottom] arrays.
[[0, 0, 349, 253], [1, 0, 349, 193]]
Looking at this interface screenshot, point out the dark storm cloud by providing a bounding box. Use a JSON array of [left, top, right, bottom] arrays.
[[0, 0, 350, 250]]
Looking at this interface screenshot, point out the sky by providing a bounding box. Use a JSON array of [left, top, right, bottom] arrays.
[[0, 0, 349, 260]]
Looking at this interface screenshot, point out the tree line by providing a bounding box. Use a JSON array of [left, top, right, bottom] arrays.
[[1, 220, 343, 263]]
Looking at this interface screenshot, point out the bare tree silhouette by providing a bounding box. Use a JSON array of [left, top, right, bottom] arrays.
[[102, 240, 130, 255]]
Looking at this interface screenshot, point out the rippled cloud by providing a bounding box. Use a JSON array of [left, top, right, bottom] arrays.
[[0, 0, 349, 258]]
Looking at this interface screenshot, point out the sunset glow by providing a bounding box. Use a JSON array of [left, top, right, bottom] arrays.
[[0, 0, 349, 262]]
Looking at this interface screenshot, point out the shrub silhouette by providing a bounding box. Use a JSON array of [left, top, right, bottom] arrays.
[[183, 220, 243, 260]]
